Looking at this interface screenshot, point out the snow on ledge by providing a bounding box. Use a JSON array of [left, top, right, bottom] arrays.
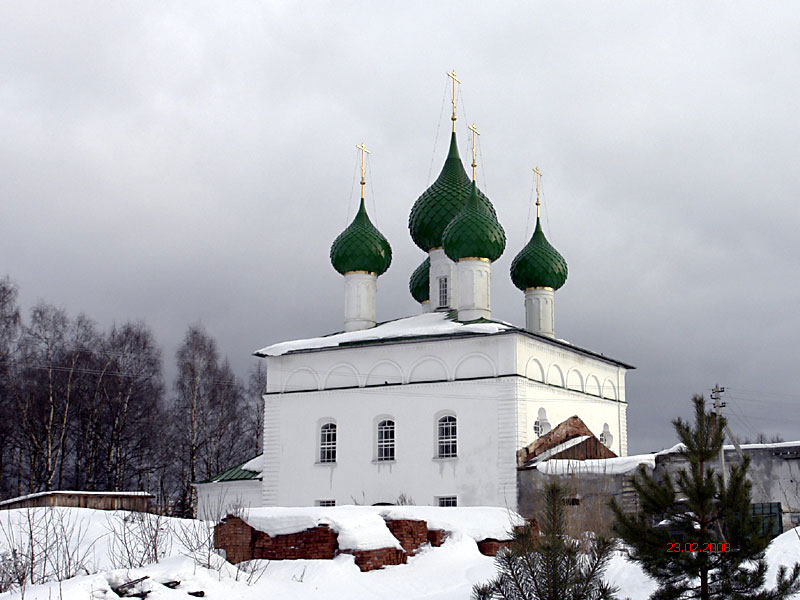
[[255, 313, 512, 357], [239, 506, 524, 551]]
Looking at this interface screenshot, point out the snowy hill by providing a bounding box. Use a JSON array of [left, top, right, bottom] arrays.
[[2, 507, 800, 599]]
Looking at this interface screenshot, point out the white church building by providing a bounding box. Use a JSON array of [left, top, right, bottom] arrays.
[[197, 86, 632, 515]]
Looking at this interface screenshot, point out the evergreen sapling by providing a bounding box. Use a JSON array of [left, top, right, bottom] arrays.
[[611, 395, 800, 600]]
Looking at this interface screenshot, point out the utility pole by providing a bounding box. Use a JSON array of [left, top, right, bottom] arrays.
[[711, 384, 727, 487]]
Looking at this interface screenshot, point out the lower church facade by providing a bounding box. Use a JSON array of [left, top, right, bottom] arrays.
[[256, 313, 631, 512]]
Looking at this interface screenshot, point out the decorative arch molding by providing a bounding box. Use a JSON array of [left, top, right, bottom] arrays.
[[366, 360, 405, 386], [566, 369, 584, 392], [525, 358, 545, 382], [409, 356, 450, 383], [546, 363, 565, 388], [283, 367, 321, 392], [585, 374, 602, 397], [454, 352, 497, 380], [602, 379, 617, 400], [323, 362, 361, 390]]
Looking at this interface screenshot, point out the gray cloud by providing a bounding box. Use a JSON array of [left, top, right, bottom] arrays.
[[2, 1, 799, 453]]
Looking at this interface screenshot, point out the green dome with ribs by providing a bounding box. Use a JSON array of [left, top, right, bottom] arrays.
[[409, 257, 430, 303], [408, 132, 496, 251], [330, 198, 392, 276], [510, 217, 568, 290], [442, 181, 506, 262]]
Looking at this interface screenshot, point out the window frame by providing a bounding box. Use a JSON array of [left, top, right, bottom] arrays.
[[376, 419, 396, 462], [316, 499, 336, 507], [436, 415, 457, 459], [437, 276, 448, 308], [437, 496, 458, 507], [319, 422, 337, 464]]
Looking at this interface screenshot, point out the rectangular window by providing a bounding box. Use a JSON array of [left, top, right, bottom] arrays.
[[317, 499, 336, 507], [438, 276, 448, 308], [437, 496, 457, 507], [320, 423, 337, 463], [751, 502, 783, 538], [437, 416, 457, 458], [377, 420, 395, 461]]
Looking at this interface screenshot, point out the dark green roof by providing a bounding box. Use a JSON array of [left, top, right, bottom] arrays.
[[330, 198, 392, 276], [408, 133, 496, 251], [442, 182, 506, 262], [510, 217, 568, 291], [409, 256, 430, 303], [195, 458, 261, 484]]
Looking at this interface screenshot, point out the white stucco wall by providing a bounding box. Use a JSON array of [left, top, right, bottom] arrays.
[[515, 336, 628, 456], [261, 328, 630, 508], [193, 479, 263, 520], [263, 378, 519, 509]]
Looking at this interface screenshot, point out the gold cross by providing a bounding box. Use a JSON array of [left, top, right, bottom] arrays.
[[447, 70, 461, 131], [356, 142, 370, 199], [533, 166, 543, 217], [468, 123, 480, 181]]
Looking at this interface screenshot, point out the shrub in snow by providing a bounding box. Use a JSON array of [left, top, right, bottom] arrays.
[[473, 481, 620, 600], [105, 511, 173, 569], [0, 507, 96, 594]]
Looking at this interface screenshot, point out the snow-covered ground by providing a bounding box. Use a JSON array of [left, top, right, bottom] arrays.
[[2, 507, 800, 599]]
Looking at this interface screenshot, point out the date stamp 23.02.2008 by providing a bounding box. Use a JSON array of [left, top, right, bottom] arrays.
[[666, 542, 731, 553]]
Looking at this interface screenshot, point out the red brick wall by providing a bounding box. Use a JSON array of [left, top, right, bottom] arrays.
[[477, 539, 512, 556], [252, 525, 338, 560], [427, 529, 447, 547], [214, 515, 503, 571], [213, 516, 255, 564], [214, 517, 339, 562], [350, 547, 407, 571], [384, 519, 428, 555]]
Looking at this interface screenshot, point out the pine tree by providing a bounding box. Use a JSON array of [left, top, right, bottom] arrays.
[[473, 481, 619, 600], [611, 395, 800, 600]]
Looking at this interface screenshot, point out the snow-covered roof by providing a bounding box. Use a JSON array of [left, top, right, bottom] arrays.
[[254, 312, 635, 368], [726, 440, 800, 451], [528, 436, 591, 464], [240, 505, 524, 550], [255, 313, 512, 357], [193, 455, 263, 484], [535, 454, 657, 475], [0, 490, 151, 507]]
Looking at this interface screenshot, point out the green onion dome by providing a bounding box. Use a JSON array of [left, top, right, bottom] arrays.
[[442, 181, 506, 262], [409, 257, 430, 304], [510, 217, 568, 290], [409, 132, 496, 251], [330, 198, 392, 276]]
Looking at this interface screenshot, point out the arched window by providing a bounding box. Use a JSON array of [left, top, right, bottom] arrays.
[[377, 420, 395, 461], [438, 276, 448, 308], [437, 415, 457, 458], [600, 423, 613, 448], [534, 408, 551, 438], [319, 422, 337, 463]]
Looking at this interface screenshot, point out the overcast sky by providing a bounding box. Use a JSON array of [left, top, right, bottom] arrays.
[[2, 1, 799, 454]]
